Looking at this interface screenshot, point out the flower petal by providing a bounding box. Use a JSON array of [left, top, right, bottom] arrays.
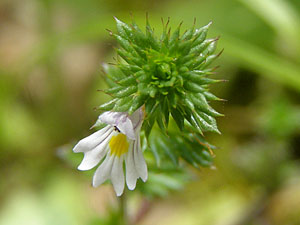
[[99, 111, 126, 126], [111, 155, 125, 196], [130, 107, 144, 130], [116, 115, 135, 140], [92, 155, 114, 187], [99, 111, 136, 140], [125, 142, 138, 190], [98, 111, 116, 125], [133, 137, 148, 182], [73, 126, 112, 153], [77, 131, 113, 170]]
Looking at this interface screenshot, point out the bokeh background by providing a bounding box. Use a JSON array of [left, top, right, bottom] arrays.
[[1, 0, 300, 224]]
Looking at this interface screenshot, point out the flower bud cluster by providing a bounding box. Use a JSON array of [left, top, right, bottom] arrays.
[[99, 17, 223, 135]]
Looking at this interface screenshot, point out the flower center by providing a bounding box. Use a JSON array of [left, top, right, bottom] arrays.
[[109, 133, 129, 157]]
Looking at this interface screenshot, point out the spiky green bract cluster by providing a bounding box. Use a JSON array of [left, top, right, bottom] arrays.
[[147, 127, 216, 168], [99, 17, 223, 136]]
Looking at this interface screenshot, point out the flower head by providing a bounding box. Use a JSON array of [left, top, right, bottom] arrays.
[[99, 17, 223, 137], [73, 108, 147, 196]]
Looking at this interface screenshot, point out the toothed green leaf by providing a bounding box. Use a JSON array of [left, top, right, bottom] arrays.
[[98, 98, 117, 110]]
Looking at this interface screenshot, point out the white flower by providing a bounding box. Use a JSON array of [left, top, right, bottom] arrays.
[[73, 108, 147, 196]]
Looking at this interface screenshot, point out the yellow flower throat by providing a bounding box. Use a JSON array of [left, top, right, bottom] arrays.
[[109, 133, 129, 157]]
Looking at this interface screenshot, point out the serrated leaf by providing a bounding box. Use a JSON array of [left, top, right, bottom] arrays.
[[131, 21, 148, 47], [171, 108, 184, 131], [114, 17, 132, 39], [114, 34, 135, 52], [103, 64, 126, 81], [169, 22, 181, 46], [199, 54, 219, 69], [191, 151, 212, 167], [118, 76, 136, 86], [190, 38, 214, 55], [113, 96, 133, 112], [184, 81, 206, 92], [156, 106, 167, 134], [167, 90, 177, 108], [181, 26, 194, 41], [143, 113, 156, 138], [155, 136, 178, 165], [194, 111, 220, 134], [162, 97, 169, 128], [203, 91, 223, 101], [202, 39, 218, 55], [145, 97, 156, 114], [128, 94, 148, 114], [192, 22, 211, 47], [105, 86, 123, 94], [145, 17, 160, 50], [184, 108, 203, 135], [113, 86, 137, 98], [98, 98, 117, 110]]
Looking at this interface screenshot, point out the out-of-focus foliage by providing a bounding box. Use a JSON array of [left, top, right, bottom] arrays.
[[147, 127, 215, 168], [1, 0, 300, 225]]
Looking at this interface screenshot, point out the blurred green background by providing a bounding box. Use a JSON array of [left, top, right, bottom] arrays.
[[1, 0, 300, 224]]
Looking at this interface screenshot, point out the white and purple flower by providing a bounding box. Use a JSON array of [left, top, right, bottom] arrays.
[[73, 108, 147, 196]]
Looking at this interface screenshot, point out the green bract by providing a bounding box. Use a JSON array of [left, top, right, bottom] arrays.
[[99, 17, 223, 136]]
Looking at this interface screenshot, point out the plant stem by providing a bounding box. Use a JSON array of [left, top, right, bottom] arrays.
[[120, 191, 128, 225], [132, 198, 151, 224]]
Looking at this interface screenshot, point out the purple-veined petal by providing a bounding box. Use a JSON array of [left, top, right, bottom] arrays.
[[116, 115, 135, 140], [99, 111, 124, 126], [99, 111, 136, 140]]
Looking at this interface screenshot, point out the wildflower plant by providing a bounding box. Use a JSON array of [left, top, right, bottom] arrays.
[[73, 16, 224, 198], [74, 109, 146, 196]]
